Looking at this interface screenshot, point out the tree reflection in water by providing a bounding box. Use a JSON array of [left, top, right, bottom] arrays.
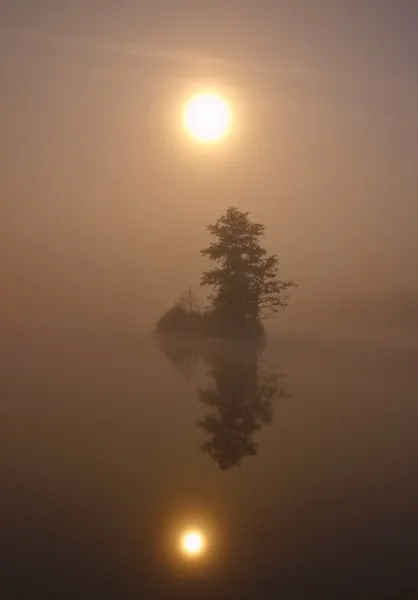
[[157, 338, 289, 470]]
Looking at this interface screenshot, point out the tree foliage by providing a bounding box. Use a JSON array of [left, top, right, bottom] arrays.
[[154, 289, 203, 337], [201, 207, 296, 337]]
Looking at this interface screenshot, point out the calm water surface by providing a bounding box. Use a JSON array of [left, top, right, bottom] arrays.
[[2, 331, 418, 598]]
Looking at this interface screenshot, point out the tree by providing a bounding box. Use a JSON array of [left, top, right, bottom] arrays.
[[201, 207, 296, 337], [154, 289, 203, 337], [174, 288, 202, 314]]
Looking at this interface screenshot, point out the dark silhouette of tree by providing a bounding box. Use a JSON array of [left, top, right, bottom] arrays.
[[197, 343, 288, 470], [154, 289, 203, 337], [174, 288, 202, 314], [201, 207, 296, 338]]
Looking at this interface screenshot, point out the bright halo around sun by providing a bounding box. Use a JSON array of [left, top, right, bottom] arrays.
[[183, 91, 232, 144], [180, 529, 206, 558]]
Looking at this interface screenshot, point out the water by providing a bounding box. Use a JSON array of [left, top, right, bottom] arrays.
[[2, 330, 418, 598]]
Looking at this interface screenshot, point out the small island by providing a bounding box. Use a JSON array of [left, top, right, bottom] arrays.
[[154, 207, 296, 340]]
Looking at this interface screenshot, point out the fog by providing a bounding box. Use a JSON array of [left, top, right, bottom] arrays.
[[1, 3, 418, 338], [2, 5, 418, 597]]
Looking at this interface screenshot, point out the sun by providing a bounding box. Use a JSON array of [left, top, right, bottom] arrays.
[[183, 91, 232, 144], [180, 529, 206, 557]]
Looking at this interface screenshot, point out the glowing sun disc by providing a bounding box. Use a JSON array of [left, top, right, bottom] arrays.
[[180, 530, 206, 557], [183, 91, 231, 143]]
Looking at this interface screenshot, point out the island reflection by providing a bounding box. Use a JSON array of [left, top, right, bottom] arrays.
[[157, 337, 289, 470]]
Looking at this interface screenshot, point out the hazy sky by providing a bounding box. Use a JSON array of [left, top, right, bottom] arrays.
[[2, 1, 418, 329]]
